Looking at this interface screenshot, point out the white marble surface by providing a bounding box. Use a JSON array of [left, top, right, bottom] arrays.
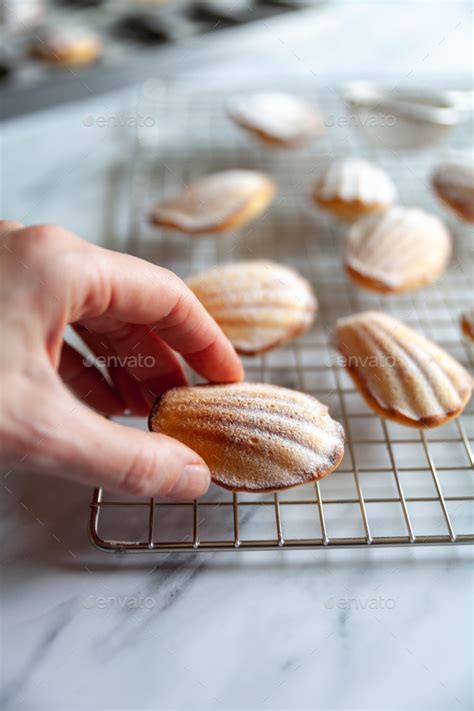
[[1, 2, 473, 710], [2, 471, 473, 711]]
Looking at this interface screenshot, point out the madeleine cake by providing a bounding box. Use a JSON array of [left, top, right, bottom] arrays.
[[432, 159, 474, 223], [186, 260, 317, 355], [345, 206, 451, 293], [312, 159, 396, 221], [150, 170, 275, 235], [335, 311, 472, 428], [227, 92, 324, 148], [31, 26, 102, 65], [461, 309, 474, 341], [149, 383, 345, 492]]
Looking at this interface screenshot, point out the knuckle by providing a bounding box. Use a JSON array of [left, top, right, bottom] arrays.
[[160, 291, 194, 333], [75, 253, 112, 319], [104, 322, 136, 344], [0, 374, 64, 471], [10, 224, 74, 277], [118, 445, 163, 498], [157, 266, 181, 285], [150, 267, 201, 331], [188, 332, 220, 358], [1, 222, 25, 256], [160, 268, 189, 298], [156, 465, 184, 500], [12, 225, 88, 293], [17, 224, 69, 255], [0, 220, 23, 240]]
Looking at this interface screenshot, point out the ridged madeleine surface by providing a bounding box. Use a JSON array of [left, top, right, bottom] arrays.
[[227, 92, 323, 147], [186, 261, 317, 355], [150, 170, 275, 235], [313, 159, 396, 221], [432, 159, 474, 223], [149, 383, 345, 492], [335, 311, 472, 428], [345, 207, 451, 293]]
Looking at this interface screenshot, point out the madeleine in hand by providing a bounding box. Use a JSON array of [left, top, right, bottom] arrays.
[[149, 383, 345, 492]]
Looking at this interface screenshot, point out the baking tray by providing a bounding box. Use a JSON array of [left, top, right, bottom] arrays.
[[89, 81, 473, 552], [0, 0, 312, 119]]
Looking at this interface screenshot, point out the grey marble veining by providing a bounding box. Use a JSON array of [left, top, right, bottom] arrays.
[[2, 467, 472, 710]]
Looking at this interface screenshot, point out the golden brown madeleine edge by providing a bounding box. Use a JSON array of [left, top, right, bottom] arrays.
[[344, 259, 449, 295], [312, 194, 388, 221], [461, 313, 474, 341], [232, 315, 317, 357], [228, 106, 322, 148], [234, 123, 316, 149], [149, 174, 276, 235], [432, 172, 474, 224]]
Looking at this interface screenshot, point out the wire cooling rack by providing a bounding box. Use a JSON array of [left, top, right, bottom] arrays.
[[89, 80, 473, 552]]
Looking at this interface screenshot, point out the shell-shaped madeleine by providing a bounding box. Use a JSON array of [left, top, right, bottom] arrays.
[[335, 311, 472, 428], [313, 159, 396, 221], [461, 309, 474, 341], [345, 206, 452, 293], [31, 26, 102, 65], [186, 260, 317, 355], [227, 92, 323, 147], [432, 159, 474, 223], [149, 383, 345, 492], [150, 170, 275, 235]]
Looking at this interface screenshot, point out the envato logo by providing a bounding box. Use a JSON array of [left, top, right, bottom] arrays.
[[82, 594, 155, 610], [324, 596, 397, 611], [83, 354, 156, 369], [82, 114, 156, 128], [324, 113, 397, 128], [337, 354, 396, 368]]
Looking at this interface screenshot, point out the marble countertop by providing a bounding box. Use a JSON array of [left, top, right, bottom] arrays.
[[2, 471, 473, 711], [2, 2, 473, 710]]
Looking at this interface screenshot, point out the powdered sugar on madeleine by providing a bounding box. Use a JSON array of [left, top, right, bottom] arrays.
[[335, 311, 472, 428], [187, 261, 317, 354], [149, 383, 344, 492]]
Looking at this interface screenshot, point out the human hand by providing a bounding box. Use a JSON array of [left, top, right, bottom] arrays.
[[0, 221, 243, 499]]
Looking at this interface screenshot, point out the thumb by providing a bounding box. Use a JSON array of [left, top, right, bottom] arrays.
[[32, 388, 211, 500]]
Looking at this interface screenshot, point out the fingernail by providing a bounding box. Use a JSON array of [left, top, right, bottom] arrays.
[[167, 464, 211, 501]]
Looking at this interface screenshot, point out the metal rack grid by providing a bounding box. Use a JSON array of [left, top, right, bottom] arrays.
[[89, 81, 473, 552]]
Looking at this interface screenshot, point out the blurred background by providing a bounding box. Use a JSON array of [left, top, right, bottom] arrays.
[[1, 0, 472, 244], [1, 0, 332, 117], [0, 0, 472, 118]]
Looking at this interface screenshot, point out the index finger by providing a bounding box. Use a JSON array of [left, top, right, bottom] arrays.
[[73, 244, 244, 384]]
